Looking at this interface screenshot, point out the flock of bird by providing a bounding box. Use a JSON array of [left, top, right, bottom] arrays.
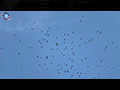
[[0, 15, 118, 79]]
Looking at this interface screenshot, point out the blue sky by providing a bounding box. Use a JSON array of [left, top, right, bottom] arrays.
[[0, 11, 120, 79]]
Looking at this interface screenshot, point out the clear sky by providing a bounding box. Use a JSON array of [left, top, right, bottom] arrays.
[[0, 11, 119, 79]]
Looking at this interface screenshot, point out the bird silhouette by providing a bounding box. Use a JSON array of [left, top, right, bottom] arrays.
[[46, 56, 48, 59], [57, 26, 59, 28], [0, 47, 3, 50], [19, 39, 21, 42], [71, 41, 74, 44], [82, 15, 84, 18], [67, 34, 69, 36], [64, 33, 66, 36], [71, 74, 73, 78], [48, 27, 50, 29], [96, 30, 99, 33], [56, 37, 58, 39], [36, 55, 39, 58], [28, 47, 31, 49], [79, 20, 82, 23], [31, 27, 34, 30], [99, 32, 102, 34], [55, 43, 58, 47], [13, 34, 16, 37], [18, 52, 21, 55], [97, 65, 99, 67], [84, 41, 87, 44]]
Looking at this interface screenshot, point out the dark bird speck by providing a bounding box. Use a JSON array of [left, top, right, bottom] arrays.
[[46, 40, 48, 43], [78, 75, 81, 77], [96, 30, 99, 33], [31, 27, 34, 30], [64, 38, 66, 41], [87, 66, 89, 68], [63, 42, 66, 44], [39, 64, 41, 67], [82, 15, 84, 18], [46, 68, 48, 70], [36, 55, 39, 58], [48, 27, 50, 29], [71, 48, 74, 50], [99, 32, 102, 34], [115, 47, 117, 49], [67, 34, 69, 36], [85, 57, 87, 59], [71, 41, 74, 44], [47, 34, 49, 37], [112, 42, 114, 44], [46, 56, 48, 59], [79, 44, 81, 47], [98, 73, 100, 75], [63, 70, 66, 73], [13, 34, 16, 37], [71, 74, 73, 78], [55, 43, 58, 47], [19, 39, 21, 42], [18, 52, 21, 55], [79, 20, 82, 23], [0, 47, 3, 50], [81, 59, 83, 61], [72, 31, 74, 34], [84, 41, 87, 44], [56, 37, 58, 39]]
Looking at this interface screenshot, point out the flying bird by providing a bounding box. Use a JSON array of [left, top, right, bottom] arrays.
[[31, 27, 34, 30], [48, 27, 50, 29], [99, 32, 102, 34], [19, 39, 21, 42], [18, 52, 21, 55], [79, 20, 82, 23], [96, 30, 99, 33], [72, 31, 74, 34], [55, 43, 58, 47], [46, 56, 48, 59], [57, 26, 59, 28], [82, 15, 84, 18], [0, 47, 3, 50], [36, 55, 39, 58], [13, 34, 16, 37]]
